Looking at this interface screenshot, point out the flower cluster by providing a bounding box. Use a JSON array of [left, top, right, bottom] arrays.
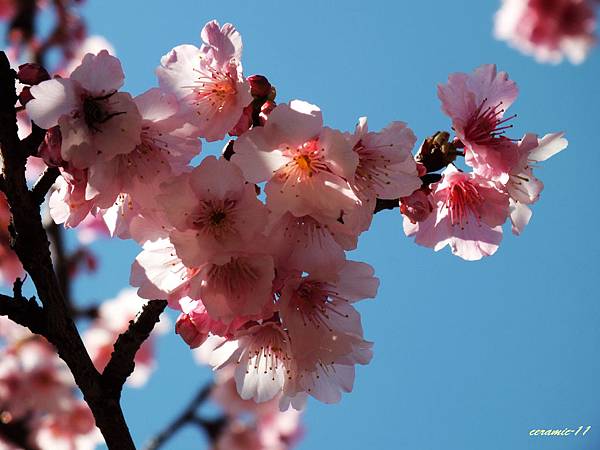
[[495, 0, 598, 64], [16, 18, 567, 417], [0, 319, 102, 450], [403, 64, 567, 260]]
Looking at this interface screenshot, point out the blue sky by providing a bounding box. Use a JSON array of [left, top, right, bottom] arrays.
[[23, 0, 600, 449]]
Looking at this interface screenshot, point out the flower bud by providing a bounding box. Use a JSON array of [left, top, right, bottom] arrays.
[[400, 188, 434, 224], [248, 74, 272, 99], [415, 131, 459, 173], [175, 313, 208, 348], [38, 126, 64, 167], [17, 63, 50, 85], [18, 86, 33, 105]]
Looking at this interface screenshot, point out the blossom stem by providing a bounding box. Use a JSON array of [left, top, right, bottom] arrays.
[[144, 383, 225, 450]]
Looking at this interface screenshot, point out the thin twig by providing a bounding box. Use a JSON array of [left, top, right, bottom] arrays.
[[144, 383, 216, 450], [0, 278, 46, 335]]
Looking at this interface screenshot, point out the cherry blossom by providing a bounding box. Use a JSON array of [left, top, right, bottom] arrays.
[[26, 50, 142, 169], [32, 400, 103, 450], [232, 100, 359, 221], [404, 166, 510, 261], [438, 64, 519, 183], [349, 117, 421, 209], [495, 0, 597, 64], [506, 132, 568, 234], [159, 155, 267, 266], [157, 20, 252, 141]]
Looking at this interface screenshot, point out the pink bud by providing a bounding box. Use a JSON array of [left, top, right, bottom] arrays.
[[38, 126, 64, 167], [17, 63, 50, 85], [400, 188, 434, 224], [19, 86, 34, 105], [248, 74, 272, 99], [175, 313, 208, 348]]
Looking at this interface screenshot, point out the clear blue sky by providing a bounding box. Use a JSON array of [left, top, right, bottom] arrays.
[[37, 0, 600, 449]]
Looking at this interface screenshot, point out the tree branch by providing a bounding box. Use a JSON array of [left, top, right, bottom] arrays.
[[31, 166, 59, 204], [144, 383, 221, 450], [20, 124, 46, 157], [374, 198, 400, 214], [102, 300, 167, 397], [0, 50, 137, 450], [0, 278, 46, 336]]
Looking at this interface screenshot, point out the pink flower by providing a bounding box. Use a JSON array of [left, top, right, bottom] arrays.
[[186, 254, 276, 324], [26, 50, 142, 169], [279, 261, 377, 370], [0, 339, 75, 419], [404, 166, 510, 261], [159, 155, 268, 267], [85, 87, 200, 208], [495, 0, 597, 64], [278, 261, 377, 407], [208, 322, 294, 404], [349, 117, 421, 206], [157, 20, 252, 141], [438, 64, 519, 182], [131, 238, 275, 325], [232, 100, 360, 221], [32, 400, 103, 450], [49, 170, 94, 228], [213, 406, 302, 450], [83, 288, 169, 387], [130, 238, 190, 301], [265, 212, 349, 276], [507, 132, 568, 234]]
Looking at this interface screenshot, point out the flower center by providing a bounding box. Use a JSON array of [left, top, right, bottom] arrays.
[[291, 281, 349, 331], [277, 139, 329, 183], [445, 179, 483, 228], [82, 92, 126, 132], [191, 65, 237, 115], [464, 99, 516, 148], [192, 199, 237, 239], [244, 325, 291, 380]]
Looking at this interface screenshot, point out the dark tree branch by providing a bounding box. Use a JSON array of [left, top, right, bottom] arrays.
[[0, 50, 141, 450], [102, 300, 167, 397], [374, 198, 400, 214], [20, 124, 46, 157], [32, 166, 60, 204], [0, 278, 46, 335], [144, 383, 218, 450], [45, 218, 71, 306]]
